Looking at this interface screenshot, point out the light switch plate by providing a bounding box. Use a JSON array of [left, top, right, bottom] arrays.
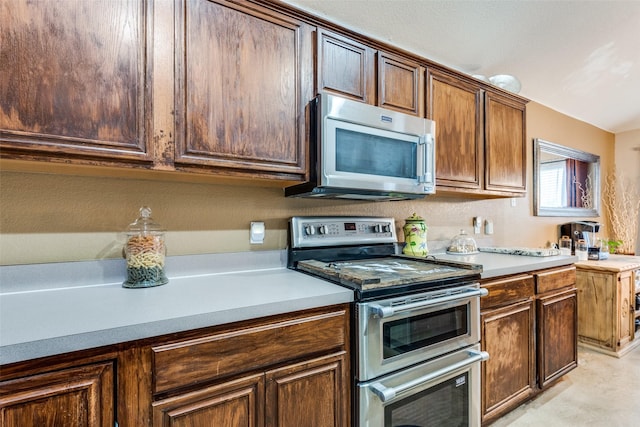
[[250, 221, 265, 244], [473, 216, 482, 234]]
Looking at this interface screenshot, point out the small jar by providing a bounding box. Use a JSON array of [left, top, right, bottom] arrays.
[[576, 239, 588, 261], [402, 213, 428, 257], [559, 236, 572, 256], [123, 207, 169, 288]]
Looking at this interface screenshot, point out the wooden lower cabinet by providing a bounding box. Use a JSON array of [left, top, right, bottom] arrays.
[[480, 265, 577, 425], [153, 373, 265, 426], [575, 261, 639, 356], [536, 288, 578, 387], [151, 305, 350, 427], [0, 362, 114, 427], [0, 304, 350, 427], [265, 353, 347, 427], [481, 299, 536, 423], [152, 352, 347, 427]]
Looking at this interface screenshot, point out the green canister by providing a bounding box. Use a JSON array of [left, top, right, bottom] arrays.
[[402, 213, 428, 257]]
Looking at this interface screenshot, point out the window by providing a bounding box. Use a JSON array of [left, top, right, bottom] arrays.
[[540, 160, 567, 207]]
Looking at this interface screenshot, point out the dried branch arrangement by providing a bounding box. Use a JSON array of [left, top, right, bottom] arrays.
[[602, 168, 640, 254], [574, 175, 593, 209]]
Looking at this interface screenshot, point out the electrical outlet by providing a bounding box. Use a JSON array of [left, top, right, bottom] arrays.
[[250, 221, 265, 244], [511, 198, 517, 207], [485, 219, 494, 235]]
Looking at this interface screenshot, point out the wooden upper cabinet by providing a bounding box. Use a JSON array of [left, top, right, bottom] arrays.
[[484, 91, 527, 193], [428, 70, 482, 189], [378, 52, 425, 116], [174, 0, 313, 179], [0, 0, 152, 163], [428, 69, 527, 197], [317, 28, 376, 104]]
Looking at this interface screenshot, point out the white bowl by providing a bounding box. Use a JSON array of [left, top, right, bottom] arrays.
[[489, 74, 521, 93], [471, 74, 491, 83]]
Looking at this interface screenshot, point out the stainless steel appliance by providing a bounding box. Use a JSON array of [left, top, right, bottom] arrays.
[[285, 93, 436, 201], [559, 221, 601, 254], [288, 216, 489, 427]]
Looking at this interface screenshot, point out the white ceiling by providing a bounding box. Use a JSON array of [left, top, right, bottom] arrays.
[[282, 0, 640, 134]]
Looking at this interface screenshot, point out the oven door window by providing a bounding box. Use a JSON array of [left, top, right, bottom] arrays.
[[383, 304, 469, 359], [385, 372, 469, 427]]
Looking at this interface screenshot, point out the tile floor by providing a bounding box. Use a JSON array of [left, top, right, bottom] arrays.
[[490, 343, 640, 426]]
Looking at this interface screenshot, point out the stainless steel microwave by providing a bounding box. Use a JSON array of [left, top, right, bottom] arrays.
[[285, 93, 436, 201]]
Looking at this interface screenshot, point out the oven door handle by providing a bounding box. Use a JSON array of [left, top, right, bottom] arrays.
[[368, 349, 490, 403], [369, 287, 488, 318]]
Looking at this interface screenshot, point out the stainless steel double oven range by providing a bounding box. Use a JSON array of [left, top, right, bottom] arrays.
[[288, 216, 489, 427]]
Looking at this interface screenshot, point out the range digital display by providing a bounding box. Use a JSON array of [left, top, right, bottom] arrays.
[[344, 222, 357, 231]]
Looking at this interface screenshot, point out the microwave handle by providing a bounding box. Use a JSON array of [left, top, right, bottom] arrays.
[[368, 349, 490, 403], [369, 287, 488, 318], [418, 134, 434, 184]]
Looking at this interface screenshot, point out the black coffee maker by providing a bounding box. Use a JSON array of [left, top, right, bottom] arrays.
[[559, 221, 601, 255]]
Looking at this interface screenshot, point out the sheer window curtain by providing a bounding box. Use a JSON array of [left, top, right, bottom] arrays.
[[540, 161, 567, 208]]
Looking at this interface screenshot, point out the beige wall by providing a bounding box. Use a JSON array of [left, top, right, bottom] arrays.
[[614, 129, 640, 186], [612, 128, 640, 253], [0, 101, 616, 265]]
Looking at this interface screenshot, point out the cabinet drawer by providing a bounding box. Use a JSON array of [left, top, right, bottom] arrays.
[[152, 308, 347, 394], [535, 266, 576, 294], [481, 274, 534, 310]]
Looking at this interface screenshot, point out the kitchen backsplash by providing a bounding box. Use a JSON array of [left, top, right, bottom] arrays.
[[0, 102, 618, 266]]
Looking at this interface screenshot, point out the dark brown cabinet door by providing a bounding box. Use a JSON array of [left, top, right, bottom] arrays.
[[427, 70, 482, 190], [266, 352, 348, 427], [484, 91, 527, 193], [317, 28, 376, 104], [0, 0, 152, 163], [152, 373, 265, 427], [377, 52, 425, 116], [174, 0, 312, 178], [481, 300, 536, 424], [0, 362, 114, 427], [428, 69, 527, 197], [537, 288, 578, 388]]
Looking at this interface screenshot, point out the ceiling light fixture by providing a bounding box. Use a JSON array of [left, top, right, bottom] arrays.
[[488, 74, 521, 94], [471, 74, 521, 94]]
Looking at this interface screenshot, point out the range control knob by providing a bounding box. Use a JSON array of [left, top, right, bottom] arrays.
[[318, 225, 328, 235], [374, 224, 391, 233], [304, 225, 316, 235]]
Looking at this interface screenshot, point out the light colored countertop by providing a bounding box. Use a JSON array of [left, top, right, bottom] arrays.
[[434, 252, 578, 279], [1, 249, 578, 366], [0, 251, 353, 365], [575, 254, 640, 272]]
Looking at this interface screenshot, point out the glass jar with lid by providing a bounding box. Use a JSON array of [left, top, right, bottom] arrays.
[[575, 239, 588, 261], [123, 207, 169, 288], [446, 229, 479, 255]]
